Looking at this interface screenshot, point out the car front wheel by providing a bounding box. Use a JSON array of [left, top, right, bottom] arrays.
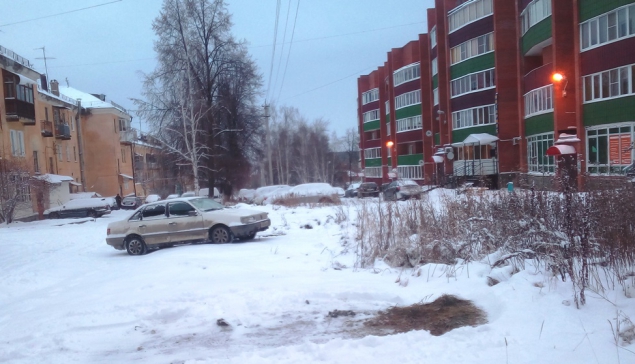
[[125, 235, 147, 256], [210, 226, 233, 244]]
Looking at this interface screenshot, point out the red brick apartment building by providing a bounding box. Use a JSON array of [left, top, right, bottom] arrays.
[[358, 0, 635, 190]]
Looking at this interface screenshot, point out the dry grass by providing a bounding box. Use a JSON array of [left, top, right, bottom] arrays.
[[271, 194, 342, 207], [364, 295, 487, 336]]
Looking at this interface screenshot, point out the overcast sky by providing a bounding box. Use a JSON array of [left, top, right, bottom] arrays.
[[1, 0, 435, 136]]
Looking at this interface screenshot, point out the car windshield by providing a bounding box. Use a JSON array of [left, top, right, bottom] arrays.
[[189, 197, 224, 211]]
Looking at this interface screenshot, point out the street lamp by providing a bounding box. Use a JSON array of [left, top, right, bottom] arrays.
[[552, 72, 568, 97]]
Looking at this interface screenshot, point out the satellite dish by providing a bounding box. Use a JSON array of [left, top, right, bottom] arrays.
[[425, 130, 432, 137], [447, 151, 455, 160], [418, 160, 424, 166]]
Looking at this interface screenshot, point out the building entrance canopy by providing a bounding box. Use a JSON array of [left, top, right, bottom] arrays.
[[451, 133, 499, 147]]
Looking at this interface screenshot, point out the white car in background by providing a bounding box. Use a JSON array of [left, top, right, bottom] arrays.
[[145, 194, 162, 203], [45, 198, 112, 219], [265, 183, 341, 204], [252, 185, 292, 205]]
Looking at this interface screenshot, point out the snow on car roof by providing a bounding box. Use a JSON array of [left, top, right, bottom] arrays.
[[288, 183, 338, 196]]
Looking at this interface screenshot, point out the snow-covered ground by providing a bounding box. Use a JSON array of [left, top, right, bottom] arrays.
[[1, 191, 634, 363]]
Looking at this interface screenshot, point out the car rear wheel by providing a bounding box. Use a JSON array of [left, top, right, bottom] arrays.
[[125, 235, 147, 256], [210, 226, 233, 244]]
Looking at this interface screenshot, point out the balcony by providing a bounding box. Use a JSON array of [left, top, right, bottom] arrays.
[[120, 129, 137, 144], [55, 123, 71, 140], [5, 99, 36, 124], [41, 120, 54, 137]]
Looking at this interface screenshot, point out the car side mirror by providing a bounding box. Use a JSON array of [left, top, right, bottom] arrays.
[[188, 211, 198, 217]]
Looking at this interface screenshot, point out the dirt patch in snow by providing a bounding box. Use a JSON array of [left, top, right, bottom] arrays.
[[363, 294, 487, 336]]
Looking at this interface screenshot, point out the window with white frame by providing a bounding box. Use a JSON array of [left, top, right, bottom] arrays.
[[431, 58, 438, 76], [364, 167, 382, 178], [397, 115, 423, 133], [9, 174, 31, 202], [395, 90, 421, 109], [452, 104, 496, 129], [430, 26, 437, 48], [56, 144, 62, 161], [581, 4, 635, 50], [363, 109, 380, 123], [521, 0, 552, 35], [386, 121, 391, 136], [527, 133, 555, 173], [385, 100, 390, 115], [448, 0, 493, 33], [66, 146, 71, 162], [9, 130, 25, 157], [362, 88, 380, 105], [450, 68, 495, 97], [433, 88, 439, 106], [587, 123, 635, 174], [397, 165, 423, 180], [583, 64, 634, 102], [524, 85, 553, 117], [393, 63, 421, 86], [364, 147, 381, 159], [450, 33, 494, 64]]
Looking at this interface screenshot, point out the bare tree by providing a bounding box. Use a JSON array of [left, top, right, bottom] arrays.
[[0, 157, 36, 223]]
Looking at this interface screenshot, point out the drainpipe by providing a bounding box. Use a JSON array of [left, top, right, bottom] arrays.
[[75, 99, 87, 192]]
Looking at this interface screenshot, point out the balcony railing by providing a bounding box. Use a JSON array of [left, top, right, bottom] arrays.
[[120, 129, 137, 144], [55, 123, 71, 140], [5, 99, 36, 124], [453, 159, 498, 177], [0, 45, 36, 69], [41, 120, 54, 137]]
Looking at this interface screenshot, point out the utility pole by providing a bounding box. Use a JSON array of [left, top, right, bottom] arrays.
[[75, 99, 87, 192], [263, 104, 273, 185]]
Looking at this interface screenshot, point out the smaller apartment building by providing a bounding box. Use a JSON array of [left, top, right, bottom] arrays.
[[357, 0, 635, 190]]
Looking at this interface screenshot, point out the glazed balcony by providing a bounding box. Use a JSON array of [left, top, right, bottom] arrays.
[[41, 120, 54, 137], [55, 123, 71, 140], [4, 99, 36, 124], [120, 129, 137, 144]]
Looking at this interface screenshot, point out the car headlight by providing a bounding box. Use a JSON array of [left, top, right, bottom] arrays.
[[241, 216, 256, 224]]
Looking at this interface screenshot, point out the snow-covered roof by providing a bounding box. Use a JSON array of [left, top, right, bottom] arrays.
[[58, 86, 128, 113], [452, 133, 499, 147], [38, 85, 77, 107], [34, 174, 74, 184], [119, 173, 134, 180]]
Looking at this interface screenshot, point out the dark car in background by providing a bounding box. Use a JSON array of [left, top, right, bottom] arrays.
[[383, 179, 423, 201], [344, 183, 360, 198], [357, 182, 379, 198], [121, 196, 143, 210]]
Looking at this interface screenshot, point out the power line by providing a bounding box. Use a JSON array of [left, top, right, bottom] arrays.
[[49, 57, 156, 69], [276, 0, 301, 101], [265, 0, 282, 101], [272, 0, 293, 101], [283, 65, 376, 101], [0, 0, 123, 27]]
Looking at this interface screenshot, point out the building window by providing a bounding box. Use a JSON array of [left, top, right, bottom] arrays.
[[66, 146, 71, 162], [583, 64, 633, 102], [364, 167, 382, 178], [527, 133, 555, 174], [430, 26, 437, 49], [33, 151, 40, 173], [452, 104, 496, 130], [362, 88, 379, 105], [118, 118, 128, 131], [364, 148, 381, 159], [433, 88, 439, 106], [56, 144, 62, 161], [363, 109, 380, 123], [397, 115, 423, 133], [385, 100, 390, 115], [9, 130, 25, 157], [393, 63, 421, 86], [449, 0, 493, 33], [587, 123, 634, 174], [386, 121, 391, 136], [73, 147, 77, 162], [450, 68, 495, 98], [431, 58, 438, 76], [397, 165, 423, 180], [395, 90, 421, 109], [450, 33, 494, 65], [521, 0, 552, 35], [9, 174, 31, 202], [581, 4, 635, 51], [524, 85, 553, 117]]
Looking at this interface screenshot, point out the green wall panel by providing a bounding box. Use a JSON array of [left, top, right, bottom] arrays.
[[580, 0, 635, 22], [395, 104, 422, 120], [365, 158, 382, 167], [452, 124, 497, 143], [450, 52, 495, 80], [432, 74, 438, 89], [434, 133, 440, 145], [397, 154, 424, 165], [522, 16, 552, 55], [583, 96, 635, 126], [363, 119, 380, 131], [525, 113, 554, 136]]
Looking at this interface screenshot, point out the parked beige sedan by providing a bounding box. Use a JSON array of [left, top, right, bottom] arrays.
[[106, 197, 271, 255]]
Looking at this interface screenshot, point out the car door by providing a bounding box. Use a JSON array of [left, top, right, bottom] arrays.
[[166, 201, 205, 243], [136, 203, 169, 246]]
